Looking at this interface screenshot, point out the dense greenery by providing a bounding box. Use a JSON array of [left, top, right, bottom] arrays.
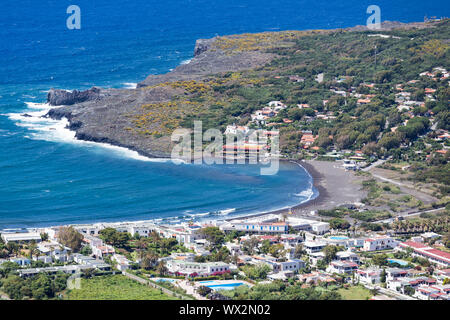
[[66, 275, 177, 300], [0, 272, 69, 300], [221, 280, 342, 300]]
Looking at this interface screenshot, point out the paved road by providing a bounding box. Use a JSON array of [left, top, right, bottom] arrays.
[[362, 158, 389, 172], [379, 207, 446, 224], [364, 284, 417, 300]]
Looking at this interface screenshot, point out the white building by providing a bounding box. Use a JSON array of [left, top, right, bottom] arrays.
[[363, 236, 398, 251], [165, 259, 230, 277], [399, 241, 450, 267], [356, 268, 381, 285], [336, 251, 360, 264], [304, 241, 327, 254], [326, 260, 358, 275], [1, 232, 42, 244]]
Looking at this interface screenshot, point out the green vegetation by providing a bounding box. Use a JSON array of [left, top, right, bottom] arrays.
[[221, 280, 342, 300], [57, 226, 83, 252], [66, 275, 178, 300], [337, 285, 372, 300], [0, 272, 69, 300]]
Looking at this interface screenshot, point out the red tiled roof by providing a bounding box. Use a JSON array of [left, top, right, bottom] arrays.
[[401, 241, 428, 249]]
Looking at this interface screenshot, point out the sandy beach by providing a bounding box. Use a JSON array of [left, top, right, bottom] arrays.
[[257, 160, 368, 219]]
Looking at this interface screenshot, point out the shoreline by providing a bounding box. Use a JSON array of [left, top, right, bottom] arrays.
[[0, 159, 366, 232]]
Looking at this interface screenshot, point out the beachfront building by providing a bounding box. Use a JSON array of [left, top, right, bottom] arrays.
[[1, 232, 42, 244], [221, 219, 288, 235], [158, 223, 205, 244], [165, 259, 230, 277], [398, 241, 450, 267], [363, 236, 398, 252], [285, 217, 330, 235]]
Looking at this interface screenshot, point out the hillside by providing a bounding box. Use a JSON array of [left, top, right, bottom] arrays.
[[45, 19, 449, 170]]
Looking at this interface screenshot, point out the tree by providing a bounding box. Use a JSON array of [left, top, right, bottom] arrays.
[[293, 244, 305, 259], [372, 254, 388, 266], [141, 253, 159, 270], [99, 228, 131, 248], [241, 237, 260, 255], [260, 240, 271, 254], [40, 233, 49, 242], [322, 245, 340, 263], [380, 268, 386, 283], [57, 226, 83, 252], [199, 227, 225, 249], [269, 244, 286, 259], [329, 218, 350, 230], [80, 245, 92, 256], [156, 261, 168, 276]]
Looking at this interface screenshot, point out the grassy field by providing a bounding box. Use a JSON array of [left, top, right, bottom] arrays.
[[66, 275, 178, 300], [337, 285, 372, 300]]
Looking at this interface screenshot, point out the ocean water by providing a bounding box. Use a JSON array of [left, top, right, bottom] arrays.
[[0, 0, 447, 229]]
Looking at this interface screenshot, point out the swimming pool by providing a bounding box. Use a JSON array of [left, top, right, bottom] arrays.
[[156, 278, 176, 283], [329, 236, 349, 240], [199, 280, 246, 290], [387, 259, 409, 266]]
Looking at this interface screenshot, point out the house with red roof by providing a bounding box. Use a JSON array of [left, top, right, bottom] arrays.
[[399, 241, 450, 267]]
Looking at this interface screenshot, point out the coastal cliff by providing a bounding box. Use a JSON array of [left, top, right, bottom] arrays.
[[45, 20, 447, 158]]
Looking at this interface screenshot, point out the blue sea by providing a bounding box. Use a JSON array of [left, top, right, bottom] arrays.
[[0, 0, 447, 229]]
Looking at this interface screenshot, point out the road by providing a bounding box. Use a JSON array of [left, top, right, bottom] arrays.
[[379, 207, 446, 224], [363, 284, 417, 300], [362, 158, 389, 172]]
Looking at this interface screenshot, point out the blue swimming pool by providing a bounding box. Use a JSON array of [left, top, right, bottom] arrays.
[[388, 259, 409, 266], [156, 278, 176, 283], [204, 282, 245, 291], [329, 236, 349, 240]]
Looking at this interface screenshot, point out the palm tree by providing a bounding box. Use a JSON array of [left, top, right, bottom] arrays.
[[156, 261, 168, 276], [28, 242, 37, 260]]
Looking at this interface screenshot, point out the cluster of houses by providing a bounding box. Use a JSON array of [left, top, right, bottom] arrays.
[[1, 210, 449, 300]]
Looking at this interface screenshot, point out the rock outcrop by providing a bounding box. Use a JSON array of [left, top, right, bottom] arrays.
[[47, 87, 102, 106]]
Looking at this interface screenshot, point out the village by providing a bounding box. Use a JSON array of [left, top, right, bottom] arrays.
[[0, 65, 449, 300], [0, 204, 449, 300]]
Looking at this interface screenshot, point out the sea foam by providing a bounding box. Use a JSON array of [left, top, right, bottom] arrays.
[[8, 101, 185, 164]]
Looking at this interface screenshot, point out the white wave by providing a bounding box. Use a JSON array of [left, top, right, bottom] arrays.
[[24, 102, 52, 110], [180, 59, 192, 65], [6, 101, 187, 164], [188, 212, 210, 218], [122, 82, 137, 89], [216, 208, 236, 216]]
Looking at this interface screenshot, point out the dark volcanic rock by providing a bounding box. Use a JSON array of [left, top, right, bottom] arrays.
[[47, 87, 102, 106]]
